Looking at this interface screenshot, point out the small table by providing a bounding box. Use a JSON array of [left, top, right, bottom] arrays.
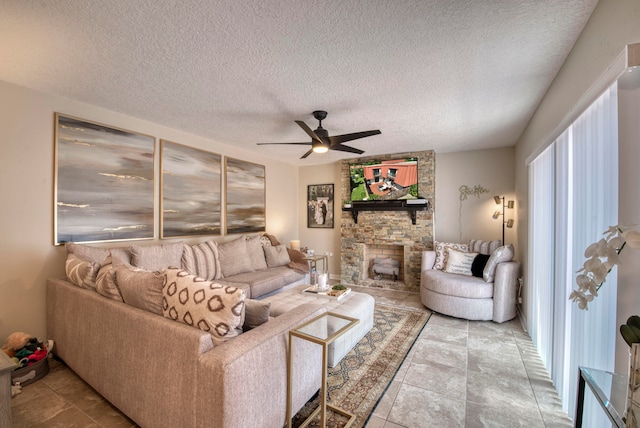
[[575, 366, 627, 427], [303, 254, 329, 275], [287, 312, 359, 428]]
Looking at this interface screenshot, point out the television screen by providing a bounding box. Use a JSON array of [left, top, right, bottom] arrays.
[[349, 158, 419, 202]]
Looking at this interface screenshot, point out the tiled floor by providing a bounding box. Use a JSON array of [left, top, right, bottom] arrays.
[[10, 286, 572, 427]]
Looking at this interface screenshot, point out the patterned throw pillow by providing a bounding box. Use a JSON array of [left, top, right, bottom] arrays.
[[469, 239, 502, 255], [182, 240, 222, 281], [162, 268, 246, 344], [65, 253, 100, 290], [433, 241, 469, 270], [95, 255, 124, 302], [444, 248, 478, 276]]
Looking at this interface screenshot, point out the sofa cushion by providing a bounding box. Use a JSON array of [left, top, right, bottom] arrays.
[[65, 242, 132, 264], [434, 241, 468, 270], [264, 244, 290, 268], [469, 239, 502, 255], [65, 253, 100, 290], [483, 244, 514, 282], [182, 240, 222, 281], [444, 248, 477, 276], [162, 268, 245, 344], [471, 254, 491, 278], [222, 266, 304, 298], [95, 255, 124, 301], [218, 237, 254, 277], [116, 265, 165, 315], [246, 235, 268, 271], [244, 299, 271, 331], [422, 269, 493, 299], [130, 242, 184, 271]]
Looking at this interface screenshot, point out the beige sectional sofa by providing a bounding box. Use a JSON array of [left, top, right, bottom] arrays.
[[420, 240, 520, 323], [47, 234, 321, 427]]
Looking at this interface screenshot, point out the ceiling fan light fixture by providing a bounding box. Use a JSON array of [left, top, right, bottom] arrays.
[[312, 141, 329, 153]]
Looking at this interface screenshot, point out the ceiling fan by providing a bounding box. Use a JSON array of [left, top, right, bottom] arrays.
[[257, 110, 381, 159]]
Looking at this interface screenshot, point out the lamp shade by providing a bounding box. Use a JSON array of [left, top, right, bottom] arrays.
[[290, 240, 301, 251], [494, 195, 502, 204]]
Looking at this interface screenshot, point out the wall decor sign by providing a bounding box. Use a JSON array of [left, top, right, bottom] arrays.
[[307, 183, 334, 228], [54, 113, 155, 244], [224, 157, 265, 234], [161, 140, 222, 238]]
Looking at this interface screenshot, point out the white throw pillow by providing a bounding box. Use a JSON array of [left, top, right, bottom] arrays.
[[483, 244, 515, 282], [162, 268, 246, 344], [444, 248, 478, 276], [433, 241, 469, 270]]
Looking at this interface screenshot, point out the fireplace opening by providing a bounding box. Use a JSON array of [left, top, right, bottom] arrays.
[[365, 244, 405, 283]]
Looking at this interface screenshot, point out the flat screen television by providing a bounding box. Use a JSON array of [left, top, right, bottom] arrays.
[[349, 158, 419, 202]]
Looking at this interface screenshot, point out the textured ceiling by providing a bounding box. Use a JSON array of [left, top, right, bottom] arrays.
[[0, 0, 598, 165]]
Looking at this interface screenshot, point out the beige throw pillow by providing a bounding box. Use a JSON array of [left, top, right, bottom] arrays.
[[162, 268, 246, 344], [182, 240, 222, 281], [130, 242, 184, 272], [95, 255, 124, 301], [483, 244, 515, 282], [217, 237, 254, 277], [264, 244, 291, 267], [444, 248, 478, 276], [245, 235, 268, 271], [244, 299, 270, 331], [433, 241, 468, 270], [116, 265, 165, 315], [65, 242, 131, 264]]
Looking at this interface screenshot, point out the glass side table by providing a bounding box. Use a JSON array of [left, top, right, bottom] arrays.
[[575, 366, 627, 427], [287, 312, 359, 428]]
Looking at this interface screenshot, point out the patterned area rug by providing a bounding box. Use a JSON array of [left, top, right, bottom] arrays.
[[292, 304, 431, 428]]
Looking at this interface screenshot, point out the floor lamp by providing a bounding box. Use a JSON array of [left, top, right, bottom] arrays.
[[492, 196, 514, 244]]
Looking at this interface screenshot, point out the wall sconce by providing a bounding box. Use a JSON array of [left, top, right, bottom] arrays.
[[492, 196, 514, 244]]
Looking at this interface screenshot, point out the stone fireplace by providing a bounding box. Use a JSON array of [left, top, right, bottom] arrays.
[[340, 150, 435, 292]]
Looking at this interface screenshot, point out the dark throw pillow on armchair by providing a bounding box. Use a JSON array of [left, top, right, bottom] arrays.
[[471, 254, 491, 278]]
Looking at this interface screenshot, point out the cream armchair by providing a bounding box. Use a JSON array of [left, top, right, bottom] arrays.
[[420, 249, 519, 323]]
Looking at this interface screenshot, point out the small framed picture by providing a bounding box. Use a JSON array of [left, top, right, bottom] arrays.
[[307, 184, 334, 228]]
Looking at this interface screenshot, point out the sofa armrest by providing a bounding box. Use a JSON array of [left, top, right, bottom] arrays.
[[196, 303, 326, 428], [492, 261, 520, 323], [421, 251, 436, 271]]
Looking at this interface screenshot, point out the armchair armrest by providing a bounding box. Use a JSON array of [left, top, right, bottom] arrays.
[[492, 261, 520, 323]]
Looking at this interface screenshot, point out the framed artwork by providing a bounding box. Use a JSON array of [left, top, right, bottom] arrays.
[[54, 113, 155, 244], [224, 157, 265, 234], [307, 184, 334, 228], [160, 140, 222, 238]]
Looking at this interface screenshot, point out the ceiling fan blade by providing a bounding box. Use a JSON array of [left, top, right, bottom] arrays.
[[256, 142, 311, 146], [329, 130, 381, 145], [295, 120, 323, 143], [300, 148, 314, 159], [330, 144, 365, 155]]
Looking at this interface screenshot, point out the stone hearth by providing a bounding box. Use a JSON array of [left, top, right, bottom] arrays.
[[340, 151, 435, 292]]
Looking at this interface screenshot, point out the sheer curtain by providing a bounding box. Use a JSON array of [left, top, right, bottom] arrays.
[[527, 83, 618, 420]]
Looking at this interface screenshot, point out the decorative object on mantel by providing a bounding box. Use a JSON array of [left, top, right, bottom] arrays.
[[457, 184, 490, 242], [492, 195, 514, 244], [54, 113, 155, 245], [307, 184, 334, 228]]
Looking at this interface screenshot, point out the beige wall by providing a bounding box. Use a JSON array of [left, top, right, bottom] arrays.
[[0, 80, 300, 342], [435, 147, 516, 250], [514, 0, 640, 371]]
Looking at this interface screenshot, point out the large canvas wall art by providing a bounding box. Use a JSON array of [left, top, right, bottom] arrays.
[[225, 157, 265, 234], [161, 140, 222, 238], [54, 114, 155, 244]]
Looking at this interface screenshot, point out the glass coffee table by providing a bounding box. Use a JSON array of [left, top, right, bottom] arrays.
[[287, 312, 359, 428]]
